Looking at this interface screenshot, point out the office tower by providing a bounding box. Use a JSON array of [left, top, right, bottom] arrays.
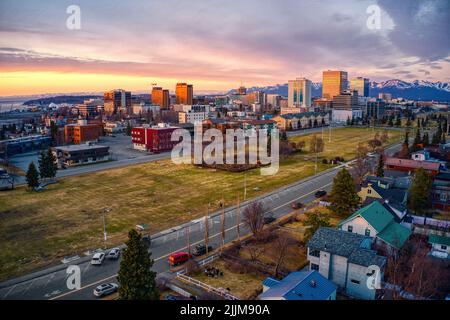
[[237, 86, 247, 95], [350, 77, 370, 97], [288, 78, 312, 108], [176, 83, 193, 105], [151, 87, 170, 109], [322, 70, 348, 100], [104, 89, 131, 115]]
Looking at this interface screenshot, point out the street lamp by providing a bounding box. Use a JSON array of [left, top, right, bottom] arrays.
[[102, 208, 111, 249]]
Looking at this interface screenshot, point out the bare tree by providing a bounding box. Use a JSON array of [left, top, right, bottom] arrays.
[[353, 143, 369, 185], [310, 135, 324, 174], [242, 202, 265, 237], [268, 234, 294, 278], [244, 244, 265, 262]]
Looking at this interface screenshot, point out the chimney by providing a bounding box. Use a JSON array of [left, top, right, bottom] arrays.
[[310, 280, 317, 288]]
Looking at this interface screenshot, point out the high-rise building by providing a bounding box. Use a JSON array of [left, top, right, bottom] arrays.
[[350, 77, 370, 97], [151, 87, 170, 109], [104, 89, 131, 115], [288, 78, 312, 108], [175, 83, 193, 105], [322, 71, 348, 100], [237, 86, 247, 95]]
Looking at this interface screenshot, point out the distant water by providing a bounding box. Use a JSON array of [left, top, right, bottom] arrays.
[[0, 103, 27, 113]]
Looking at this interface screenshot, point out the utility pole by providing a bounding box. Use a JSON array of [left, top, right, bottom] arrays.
[[221, 199, 225, 250], [186, 226, 190, 256], [102, 208, 111, 249], [205, 203, 210, 255], [328, 121, 332, 143], [236, 195, 241, 241], [244, 173, 247, 200]]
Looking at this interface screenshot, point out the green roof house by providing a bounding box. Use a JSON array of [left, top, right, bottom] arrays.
[[428, 234, 450, 259], [338, 201, 411, 250]]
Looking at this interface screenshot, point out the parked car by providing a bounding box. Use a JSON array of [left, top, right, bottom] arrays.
[[291, 202, 303, 209], [314, 190, 327, 198], [263, 215, 276, 225], [93, 283, 119, 297], [91, 252, 105, 265], [107, 248, 120, 260], [165, 294, 194, 300], [192, 244, 213, 257], [168, 252, 191, 266]]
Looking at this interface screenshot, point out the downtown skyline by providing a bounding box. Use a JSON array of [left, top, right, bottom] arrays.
[[0, 0, 449, 96]]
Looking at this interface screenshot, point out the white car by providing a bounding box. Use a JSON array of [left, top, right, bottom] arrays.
[[107, 248, 121, 260], [93, 283, 119, 297], [91, 252, 105, 265]]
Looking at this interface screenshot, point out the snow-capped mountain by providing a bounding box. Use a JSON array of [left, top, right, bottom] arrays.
[[238, 80, 450, 102]]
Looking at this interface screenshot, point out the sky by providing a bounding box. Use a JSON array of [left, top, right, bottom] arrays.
[[0, 0, 449, 96]]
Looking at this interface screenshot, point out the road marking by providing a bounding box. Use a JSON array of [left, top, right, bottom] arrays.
[[48, 181, 332, 300], [3, 284, 16, 299]]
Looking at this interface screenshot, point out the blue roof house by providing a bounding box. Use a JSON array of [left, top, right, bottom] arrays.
[[259, 270, 337, 300]]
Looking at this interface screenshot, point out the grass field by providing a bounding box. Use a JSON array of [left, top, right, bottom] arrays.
[[0, 127, 403, 280]]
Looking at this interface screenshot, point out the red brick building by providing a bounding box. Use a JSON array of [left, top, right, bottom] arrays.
[[131, 126, 179, 152], [64, 121, 103, 144]]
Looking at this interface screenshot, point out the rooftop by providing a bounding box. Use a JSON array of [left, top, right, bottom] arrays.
[[385, 157, 440, 171], [55, 144, 109, 152], [259, 270, 337, 300], [307, 228, 385, 267], [429, 234, 450, 246]]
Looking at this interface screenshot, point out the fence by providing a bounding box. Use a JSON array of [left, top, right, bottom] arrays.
[[176, 253, 220, 276], [176, 273, 240, 300], [411, 215, 450, 230]]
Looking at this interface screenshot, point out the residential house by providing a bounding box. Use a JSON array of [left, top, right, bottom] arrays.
[[338, 201, 412, 252], [431, 172, 450, 211], [428, 234, 450, 259], [307, 228, 386, 300], [259, 270, 337, 300]]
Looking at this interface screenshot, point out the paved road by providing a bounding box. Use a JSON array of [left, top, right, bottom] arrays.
[[0, 139, 403, 300]]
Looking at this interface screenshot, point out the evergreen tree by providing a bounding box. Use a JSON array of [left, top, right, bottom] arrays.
[[376, 154, 384, 177], [441, 132, 447, 144], [280, 131, 288, 141], [329, 168, 360, 217], [422, 132, 429, 147], [26, 162, 39, 190], [395, 117, 401, 127], [346, 116, 351, 126], [388, 117, 394, 127], [412, 128, 421, 151], [50, 121, 58, 146], [126, 121, 132, 136], [46, 147, 58, 179], [408, 168, 432, 216], [38, 150, 48, 180], [118, 229, 158, 300], [303, 211, 331, 242]]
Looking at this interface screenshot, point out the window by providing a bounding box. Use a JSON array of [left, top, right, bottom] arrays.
[[348, 225, 353, 233], [365, 228, 371, 236], [309, 250, 320, 258], [442, 245, 447, 250], [367, 189, 372, 194], [311, 263, 319, 271], [350, 279, 360, 285]]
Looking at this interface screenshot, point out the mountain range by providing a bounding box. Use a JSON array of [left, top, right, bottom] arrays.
[[241, 80, 450, 102]]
